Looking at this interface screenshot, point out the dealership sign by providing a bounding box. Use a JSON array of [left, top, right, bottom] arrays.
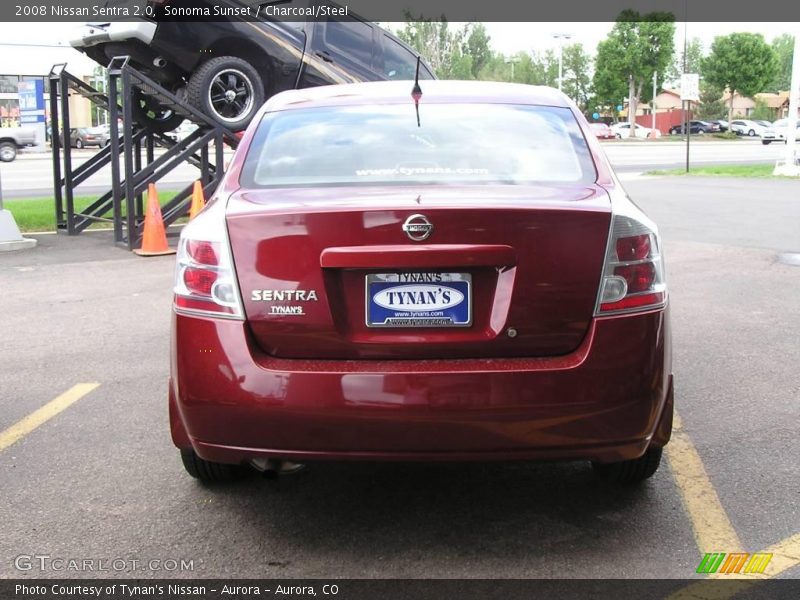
[[17, 80, 46, 150]]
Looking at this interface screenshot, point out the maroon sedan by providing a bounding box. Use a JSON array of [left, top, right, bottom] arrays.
[[170, 81, 673, 484], [589, 122, 616, 140]]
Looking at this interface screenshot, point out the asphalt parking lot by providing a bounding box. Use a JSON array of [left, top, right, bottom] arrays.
[[0, 177, 798, 581]]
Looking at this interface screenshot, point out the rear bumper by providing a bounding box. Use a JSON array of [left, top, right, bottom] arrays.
[[69, 22, 157, 49], [170, 309, 673, 464]]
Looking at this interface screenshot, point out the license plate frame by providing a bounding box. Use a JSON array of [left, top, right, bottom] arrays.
[[365, 272, 472, 328]]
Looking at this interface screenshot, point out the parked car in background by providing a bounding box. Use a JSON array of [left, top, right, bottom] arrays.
[[0, 127, 36, 161], [761, 118, 800, 145], [668, 120, 720, 135], [170, 81, 673, 485], [60, 126, 110, 149], [729, 119, 765, 137], [710, 119, 728, 132], [589, 122, 615, 140], [610, 122, 661, 139], [70, 0, 434, 133]]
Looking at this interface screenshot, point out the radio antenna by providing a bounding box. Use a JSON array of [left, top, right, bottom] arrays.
[[411, 56, 422, 127]]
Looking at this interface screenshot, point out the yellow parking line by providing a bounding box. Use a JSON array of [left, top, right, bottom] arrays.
[[757, 532, 800, 577], [665, 411, 743, 553], [0, 383, 100, 452]]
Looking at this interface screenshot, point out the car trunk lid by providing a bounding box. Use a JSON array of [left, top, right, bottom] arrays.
[[227, 184, 611, 359]]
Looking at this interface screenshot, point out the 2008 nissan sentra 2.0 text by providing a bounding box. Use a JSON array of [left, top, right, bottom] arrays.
[[170, 80, 673, 485]]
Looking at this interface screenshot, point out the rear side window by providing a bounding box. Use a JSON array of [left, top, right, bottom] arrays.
[[382, 35, 431, 80], [322, 18, 373, 67], [241, 103, 596, 187]]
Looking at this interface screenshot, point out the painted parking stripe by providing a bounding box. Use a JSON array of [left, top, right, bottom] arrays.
[[0, 383, 100, 452], [665, 411, 743, 553]]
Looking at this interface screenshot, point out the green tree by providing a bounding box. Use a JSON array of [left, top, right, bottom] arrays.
[[396, 17, 468, 79], [463, 23, 493, 79], [702, 33, 778, 123], [668, 37, 704, 83], [592, 11, 676, 134], [768, 34, 795, 92], [561, 43, 593, 110], [542, 49, 560, 87], [750, 98, 772, 121], [695, 82, 726, 120]]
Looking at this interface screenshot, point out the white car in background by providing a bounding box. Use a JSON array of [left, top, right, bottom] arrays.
[[729, 119, 766, 137], [610, 122, 662, 139], [761, 118, 800, 145]]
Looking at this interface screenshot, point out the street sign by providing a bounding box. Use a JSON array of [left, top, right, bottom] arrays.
[[680, 73, 700, 101], [592, 112, 600, 120]]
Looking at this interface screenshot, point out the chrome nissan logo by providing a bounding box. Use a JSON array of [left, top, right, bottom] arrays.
[[402, 214, 433, 241]]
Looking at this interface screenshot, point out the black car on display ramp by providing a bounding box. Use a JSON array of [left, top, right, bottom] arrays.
[[70, 0, 434, 133]]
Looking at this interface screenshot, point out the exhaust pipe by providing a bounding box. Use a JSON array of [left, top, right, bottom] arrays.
[[153, 56, 167, 68], [250, 458, 305, 479]]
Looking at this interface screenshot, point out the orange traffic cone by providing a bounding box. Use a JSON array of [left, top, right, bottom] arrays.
[[189, 180, 206, 220], [134, 183, 176, 256]]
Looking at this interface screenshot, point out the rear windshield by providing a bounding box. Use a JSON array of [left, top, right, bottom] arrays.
[[240, 103, 596, 187]]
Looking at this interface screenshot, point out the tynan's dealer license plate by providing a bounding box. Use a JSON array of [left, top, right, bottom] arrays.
[[366, 273, 472, 328]]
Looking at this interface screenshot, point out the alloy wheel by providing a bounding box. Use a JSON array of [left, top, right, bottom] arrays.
[[207, 69, 255, 124]]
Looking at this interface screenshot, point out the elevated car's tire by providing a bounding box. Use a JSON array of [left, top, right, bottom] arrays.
[[0, 141, 17, 162], [187, 56, 265, 131], [592, 446, 663, 484], [180, 449, 248, 483], [131, 86, 184, 134]]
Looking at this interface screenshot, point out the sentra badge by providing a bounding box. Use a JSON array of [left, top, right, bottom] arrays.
[[252, 289, 318, 316], [251, 290, 318, 302]]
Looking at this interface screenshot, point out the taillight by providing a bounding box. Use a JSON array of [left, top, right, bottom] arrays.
[[595, 213, 667, 316], [173, 199, 243, 319]]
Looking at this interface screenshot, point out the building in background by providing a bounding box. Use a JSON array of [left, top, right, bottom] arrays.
[[0, 37, 97, 134]]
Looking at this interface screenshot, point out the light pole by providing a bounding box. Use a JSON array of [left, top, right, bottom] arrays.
[[774, 28, 800, 176], [504, 56, 520, 81], [553, 33, 572, 92]]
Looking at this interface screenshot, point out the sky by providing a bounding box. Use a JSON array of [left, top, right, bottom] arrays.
[[0, 21, 796, 77]]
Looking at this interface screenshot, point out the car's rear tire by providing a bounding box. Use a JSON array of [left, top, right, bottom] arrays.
[[592, 446, 663, 484], [131, 86, 184, 134], [75, 139, 83, 149], [0, 141, 17, 162], [762, 140, 772, 145], [187, 56, 265, 131], [180, 449, 248, 483], [748, 129, 756, 137]]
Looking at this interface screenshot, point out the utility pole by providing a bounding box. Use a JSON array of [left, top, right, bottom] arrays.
[[683, 17, 690, 172], [553, 33, 572, 92], [628, 73, 636, 137], [652, 71, 658, 133], [774, 29, 800, 176]]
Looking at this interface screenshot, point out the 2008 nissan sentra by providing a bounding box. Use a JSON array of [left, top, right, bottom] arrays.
[[169, 80, 673, 485]]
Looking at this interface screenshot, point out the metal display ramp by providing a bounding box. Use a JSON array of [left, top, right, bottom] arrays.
[[49, 58, 238, 250]]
